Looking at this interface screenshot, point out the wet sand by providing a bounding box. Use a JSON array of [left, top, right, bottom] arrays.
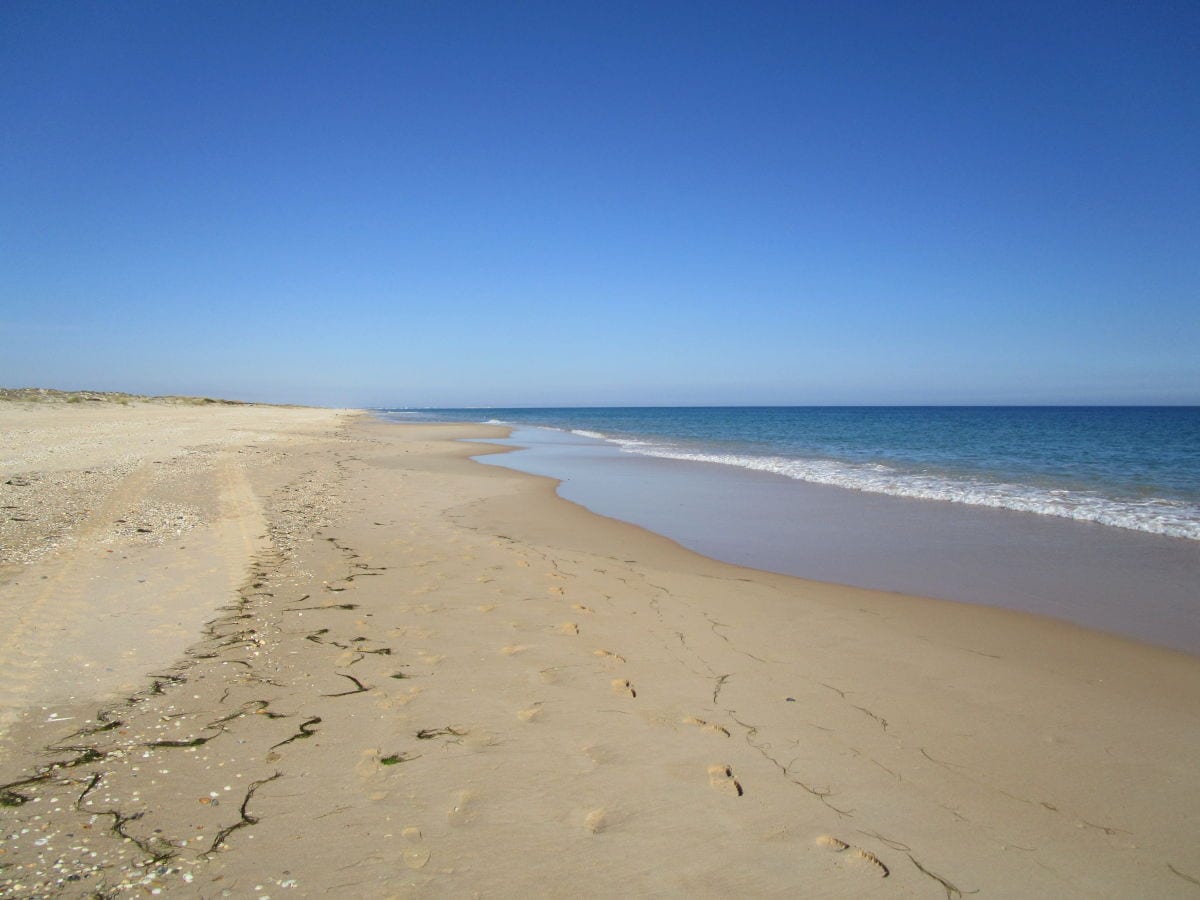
[[474, 426, 1200, 654], [2, 409, 1199, 897]]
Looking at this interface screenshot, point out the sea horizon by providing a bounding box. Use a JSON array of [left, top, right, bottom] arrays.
[[385, 403, 1200, 410]]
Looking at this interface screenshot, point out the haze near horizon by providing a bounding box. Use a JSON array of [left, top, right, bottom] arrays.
[[2, 2, 1197, 407]]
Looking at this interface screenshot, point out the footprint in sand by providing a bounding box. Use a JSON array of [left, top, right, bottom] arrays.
[[356, 748, 382, 780], [402, 826, 430, 869], [707, 764, 744, 796], [501, 644, 529, 656], [571, 603, 594, 614], [611, 678, 637, 698], [517, 704, 543, 722], [556, 622, 579, 635], [817, 835, 890, 878], [446, 790, 476, 826], [335, 650, 361, 666], [594, 649, 626, 664], [390, 625, 433, 639], [580, 744, 620, 769], [682, 716, 731, 737], [376, 686, 423, 709], [584, 808, 609, 833], [817, 835, 851, 851]]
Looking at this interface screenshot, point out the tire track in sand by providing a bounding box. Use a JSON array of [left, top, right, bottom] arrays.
[[0, 464, 157, 722], [0, 455, 267, 733]]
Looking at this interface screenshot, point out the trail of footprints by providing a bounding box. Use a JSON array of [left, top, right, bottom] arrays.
[[0, 476, 910, 896], [325, 482, 900, 888], [498, 549, 756, 814], [2, 451, 898, 892], [489, 545, 903, 892]]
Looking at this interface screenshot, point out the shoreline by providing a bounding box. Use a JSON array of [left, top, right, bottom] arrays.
[[387, 406, 1200, 543], [469, 423, 1200, 656], [461, 424, 1199, 677], [2, 411, 1198, 896]]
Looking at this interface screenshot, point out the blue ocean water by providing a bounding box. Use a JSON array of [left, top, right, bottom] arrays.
[[385, 407, 1200, 541]]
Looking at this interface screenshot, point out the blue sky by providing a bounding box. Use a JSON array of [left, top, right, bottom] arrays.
[[2, 1, 1197, 407]]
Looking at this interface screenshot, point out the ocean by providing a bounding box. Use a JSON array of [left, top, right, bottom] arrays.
[[380, 406, 1200, 652], [390, 406, 1200, 540]]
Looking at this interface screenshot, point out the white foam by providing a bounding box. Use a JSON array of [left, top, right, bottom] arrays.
[[602, 442, 1200, 541], [570, 429, 607, 440]]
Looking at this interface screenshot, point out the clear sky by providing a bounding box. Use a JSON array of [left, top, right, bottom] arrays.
[[2, 1, 1197, 407]]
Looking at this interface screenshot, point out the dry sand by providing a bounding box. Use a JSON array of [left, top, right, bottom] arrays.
[[1, 406, 1198, 897]]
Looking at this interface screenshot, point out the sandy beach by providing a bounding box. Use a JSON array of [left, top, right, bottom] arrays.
[[2, 402, 1199, 898]]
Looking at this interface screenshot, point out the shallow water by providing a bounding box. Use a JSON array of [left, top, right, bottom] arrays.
[[390, 406, 1200, 540], [467, 426, 1200, 655]]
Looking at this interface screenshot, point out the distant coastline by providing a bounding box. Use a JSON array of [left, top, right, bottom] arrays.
[[0, 386, 301, 408]]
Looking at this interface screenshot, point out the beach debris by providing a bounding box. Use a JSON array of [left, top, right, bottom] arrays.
[[206, 772, 283, 854], [270, 716, 322, 749], [711, 673, 731, 704], [97, 807, 177, 864], [380, 752, 419, 766], [416, 726, 466, 740], [908, 854, 970, 895], [145, 735, 214, 748], [322, 672, 370, 696], [1168, 864, 1200, 888], [0, 786, 31, 807]]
